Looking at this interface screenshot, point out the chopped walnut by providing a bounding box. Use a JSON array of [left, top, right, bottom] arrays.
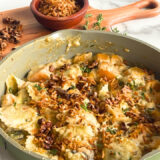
[[0, 38, 7, 51], [3, 17, 20, 25], [36, 118, 54, 150], [0, 17, 23, 55], [88, 61, 98, 69]]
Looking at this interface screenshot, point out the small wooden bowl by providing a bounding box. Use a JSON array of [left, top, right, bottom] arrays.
[[30, 0, 89, 31]]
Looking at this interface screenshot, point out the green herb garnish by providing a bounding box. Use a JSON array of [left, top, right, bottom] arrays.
[[58, 102, 63, 105], [146, 107, 155, 114], [83, 13, 106, 31], [133, 122, 138, 126], [23, 98, 28, 104], [83, 14, 92, 30], [90, 44, 95, 47], [128, 80, 138, 91], [25, 119, 30, 122], [122, 108, 130, 114], [50, 149, 58, 155], [123, 32, 127, 36], [111, 27, 120, 33], [14, 102, 16, 107], [150, 87, 153, 93], [97, 14, 103, 24], [34, 84, 42, 91], [118, 79, 124, 87], [93, 14, 106, 30], [81, 103, 88, 111], [85, 14, 92, 18], [106, 127, 117, 135], [111, 27, 127, 35], [80, 66, 91, 73], [58, 95, 61, 98], [141, 92, 145, 99], [118, 152, 121, 155], [83, 20, 89, 30], [97, 143, 103, 149], [9, 88, 13, 94], [70, 85, 76, 89], [101, 27, 107, 31]]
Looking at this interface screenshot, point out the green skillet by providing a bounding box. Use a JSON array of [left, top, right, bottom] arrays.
[[0, 29, 160, 160]]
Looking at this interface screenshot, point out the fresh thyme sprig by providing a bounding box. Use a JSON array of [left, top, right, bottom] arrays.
[[85, 13, 92, 18], [82, 13, 106, 31], [82, 20, 89, 30], [93, 14, 106, 31], [111, 27, 120, 33], [111, 27, 127, 35], [82, 14, 92, 30], [82, 14, 127, 35]]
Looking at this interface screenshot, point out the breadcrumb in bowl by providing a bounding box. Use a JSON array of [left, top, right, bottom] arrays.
[[30, 0, 89, 30], [38, 0, 81, 17]]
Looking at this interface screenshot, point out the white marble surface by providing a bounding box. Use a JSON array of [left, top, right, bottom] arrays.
[[0, 0, 160, 160]]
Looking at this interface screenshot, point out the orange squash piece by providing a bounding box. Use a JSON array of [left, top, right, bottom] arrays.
[[96, 53, 110, 63], [98, 69, 115, 80]]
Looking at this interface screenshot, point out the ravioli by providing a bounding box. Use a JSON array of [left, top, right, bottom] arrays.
[[6, 74, 25, 94], [61, 64, 82, 90], [1, 52, 160, 160], [0, 104, 39, 134]]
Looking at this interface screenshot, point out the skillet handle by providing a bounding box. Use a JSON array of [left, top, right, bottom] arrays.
[[88, 0, 160, 27], [107, 0, 160, 26]]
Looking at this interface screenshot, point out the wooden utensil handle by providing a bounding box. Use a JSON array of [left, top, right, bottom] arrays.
[[89, 0, 160, 27]]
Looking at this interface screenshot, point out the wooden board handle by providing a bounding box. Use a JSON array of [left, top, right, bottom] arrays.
[[87, 0, 160, 28]]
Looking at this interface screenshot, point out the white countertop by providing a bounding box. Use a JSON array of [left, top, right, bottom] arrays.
[[0, 0, 160, 160]]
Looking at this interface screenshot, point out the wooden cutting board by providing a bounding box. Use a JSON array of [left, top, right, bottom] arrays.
[[0, 6, 98, 58], [0, 0, 160, 58]]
